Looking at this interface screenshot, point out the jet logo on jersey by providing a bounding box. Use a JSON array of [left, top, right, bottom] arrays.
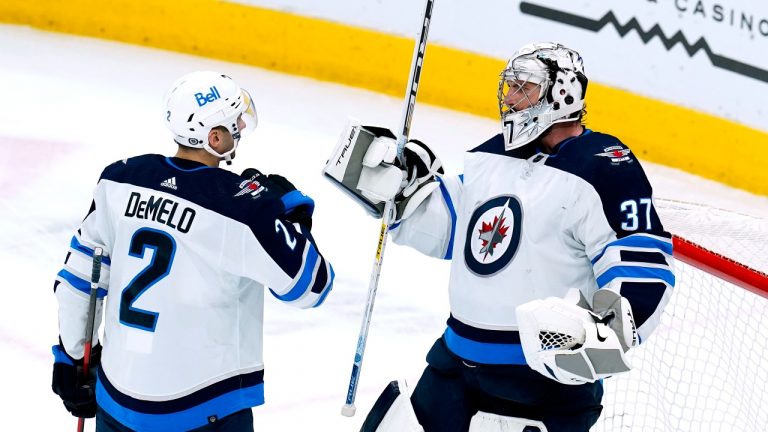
[[464, 195, 523, 277], [595, 146, 632, 164], [235, 177, 265, 197], [478, 215, 509, 260]]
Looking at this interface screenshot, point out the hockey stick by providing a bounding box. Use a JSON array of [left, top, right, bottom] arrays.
[[77, 247, 103, 432], [341, 0, 435, 417]]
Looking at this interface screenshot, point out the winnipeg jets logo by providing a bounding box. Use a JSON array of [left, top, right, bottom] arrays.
[[235, 177, 265, 197], [478, 208, 510, 260], [465, 195, 523, 277], [595, 146, 631, 163]]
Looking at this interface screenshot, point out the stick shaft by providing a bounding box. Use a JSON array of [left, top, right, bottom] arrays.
[[77, 247, 103, 431], [342, 0, 435, 415]]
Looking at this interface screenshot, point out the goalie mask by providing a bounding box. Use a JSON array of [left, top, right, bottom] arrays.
[[498, 42, 587, 150], [164, 71, 258, 163]]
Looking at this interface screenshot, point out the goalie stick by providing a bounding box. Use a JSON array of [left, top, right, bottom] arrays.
[[341, 0, 436, 417], [77, 247, 103, 432]]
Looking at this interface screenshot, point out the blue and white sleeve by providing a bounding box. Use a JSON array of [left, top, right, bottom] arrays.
[[242, 215, 334, 309], [574, 161, 674, 343], [390, 174, 462, 260], [590, 232, 675, 342], [55, 182, 112, 359]]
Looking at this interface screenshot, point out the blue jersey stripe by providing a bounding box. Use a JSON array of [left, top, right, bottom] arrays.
[[443, 327, 527, 365], [591, 235, 673, 265], [57, 269, 107, 298], [437, 177, 457, 260], [270, 244, 319, 302], [51, 345, 75, 365], [96, 378, 264, 432], [596, 265, 676, 288], [313, 265, 335, 308], [164, 156, 214, 172], [70, 236, 112, 266], [281, 190, 315, 214]]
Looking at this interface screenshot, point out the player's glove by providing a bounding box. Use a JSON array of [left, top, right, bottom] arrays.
[[241, 168, 315, 229], [516, 289, 637, 385], [322, 122, 443, 222], [51, 343, 101, 418]]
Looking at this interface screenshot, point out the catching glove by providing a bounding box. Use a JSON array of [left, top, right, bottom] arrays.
[[516, 289, 637, 385]]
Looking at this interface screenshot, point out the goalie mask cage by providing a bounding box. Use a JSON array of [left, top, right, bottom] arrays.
[[594, 199, 768, 432]]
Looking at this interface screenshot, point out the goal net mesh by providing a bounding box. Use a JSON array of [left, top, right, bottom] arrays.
[[594, 199, 768, 431]]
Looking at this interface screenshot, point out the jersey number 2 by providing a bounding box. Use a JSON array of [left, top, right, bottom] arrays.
[[120, 228, 176, 332]]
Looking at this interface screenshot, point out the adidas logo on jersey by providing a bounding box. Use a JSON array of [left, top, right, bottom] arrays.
[[160, 177, 178, 190]]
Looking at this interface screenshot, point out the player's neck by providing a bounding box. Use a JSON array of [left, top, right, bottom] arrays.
[[540, 122, 584, 153], [174, 146, 221, 167]]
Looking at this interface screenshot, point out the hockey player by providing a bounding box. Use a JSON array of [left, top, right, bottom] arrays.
[[325, 43, 674, 431], [51, 71, 334, 431]]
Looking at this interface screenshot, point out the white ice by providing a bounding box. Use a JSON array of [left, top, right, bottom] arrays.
[[1, 25, 766, 431]]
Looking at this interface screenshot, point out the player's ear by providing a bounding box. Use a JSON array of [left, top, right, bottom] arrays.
[[208, 128, 223, 150]]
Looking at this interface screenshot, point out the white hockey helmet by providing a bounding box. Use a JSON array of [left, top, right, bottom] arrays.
[[164, 71, 258, 162], [498, 42, 587, 150]]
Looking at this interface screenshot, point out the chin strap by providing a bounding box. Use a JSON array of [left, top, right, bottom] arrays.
[[203, 140, 238, 165]]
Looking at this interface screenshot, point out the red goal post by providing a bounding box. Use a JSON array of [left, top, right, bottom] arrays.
[[595, 199, 768, 432]]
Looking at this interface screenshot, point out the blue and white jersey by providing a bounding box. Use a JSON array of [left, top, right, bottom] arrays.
[[54, 154, 334, 431], [392, 130, 674, 366]]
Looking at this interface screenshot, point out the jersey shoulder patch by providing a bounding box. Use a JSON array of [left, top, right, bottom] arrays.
[[545, 131, 643, 186], [546, 131, 662, 236]]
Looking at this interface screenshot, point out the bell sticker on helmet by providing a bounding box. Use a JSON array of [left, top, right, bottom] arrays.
[[195, 86, 221, 107]]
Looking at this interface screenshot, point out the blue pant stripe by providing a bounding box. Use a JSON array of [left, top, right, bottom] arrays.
[[443, 327, 527, 365], [96, 378, 264, 432]]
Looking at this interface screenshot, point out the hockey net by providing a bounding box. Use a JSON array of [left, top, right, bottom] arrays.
[[594, 199, 768, 432]]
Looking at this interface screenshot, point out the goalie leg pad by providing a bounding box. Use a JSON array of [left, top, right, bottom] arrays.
[[361, 380, 424, 432], [468, 411, 548, 432]]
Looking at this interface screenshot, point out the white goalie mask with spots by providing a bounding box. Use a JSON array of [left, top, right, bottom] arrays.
[[498, 42, 587, 150]]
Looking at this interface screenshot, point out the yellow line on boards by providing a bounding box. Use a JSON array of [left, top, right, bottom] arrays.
[[2, 0, 766, 194]]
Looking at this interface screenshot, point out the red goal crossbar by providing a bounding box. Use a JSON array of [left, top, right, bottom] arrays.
[[673, 236, 768, 299]]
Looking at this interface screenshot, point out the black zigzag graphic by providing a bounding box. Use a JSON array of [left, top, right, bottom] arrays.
[[520, 2, 768, 84]]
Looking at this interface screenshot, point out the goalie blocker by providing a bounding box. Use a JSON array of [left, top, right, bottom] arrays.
[[322, 121, 443, 221]]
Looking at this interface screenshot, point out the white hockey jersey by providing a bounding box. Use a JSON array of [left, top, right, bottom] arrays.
[[392, 130, 674, 365], [54, 155, 334, 431]]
